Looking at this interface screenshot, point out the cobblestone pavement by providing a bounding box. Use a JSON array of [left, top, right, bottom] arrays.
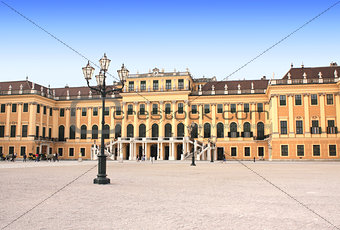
[[0, 160, 339, 230]]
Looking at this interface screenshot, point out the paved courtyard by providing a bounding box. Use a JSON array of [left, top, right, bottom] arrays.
[[0, 160, 340, 230]]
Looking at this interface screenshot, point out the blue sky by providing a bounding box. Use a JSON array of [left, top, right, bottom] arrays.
[[0, 0, 339, 87]]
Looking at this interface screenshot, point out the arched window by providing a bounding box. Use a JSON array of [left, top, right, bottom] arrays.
[[58, 125, 65, 141], [230, 122, 238, 132], [204, 123, 211, 138], [139, 124, 146, 137], [257, 122, 264, 139], [103, 124, 110, 139], [152, 124, 159, 138], [244, 122, 251, 132], [177, 123, 184, 137], [165, 124, 172, 137], [81, 125, 87, 139], [69, 125, 75, 139], [191, 123, 198, 138], [216, 122, 224, 138], [127, 124, 134, 137], [92, 125, 98, 139], [115, 124, 121, 138]]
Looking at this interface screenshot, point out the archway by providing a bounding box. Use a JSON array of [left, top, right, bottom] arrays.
[[176, 144, 183, 160], [150, 144, 158, 160]]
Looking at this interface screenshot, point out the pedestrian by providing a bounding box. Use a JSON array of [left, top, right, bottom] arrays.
[[23, 153, 27, 162], [223, 154, 226, 163], [35, 153, 39, 162], [55, 153, 59, 162], [11, 153, 17, 162], [142, 154, 145, 161], [253, 156, 256, 162]]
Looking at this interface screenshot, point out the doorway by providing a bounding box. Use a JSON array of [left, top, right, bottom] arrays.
[[139, 146, 143, 160], [150, 144, 157, 160], [176, 144, 183, 160], [126, 144, 130, 160], [164, 146, 169, 160], [217, 147, 224, 160], [258, 147, 264, 157]]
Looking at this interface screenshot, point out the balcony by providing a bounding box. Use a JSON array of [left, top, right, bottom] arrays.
[[228, 132, 239, 138], [327, 127, 338, 134], [241, 132, 253, 138], [253, 134, 269, 141], [310, 127, 322, 134]]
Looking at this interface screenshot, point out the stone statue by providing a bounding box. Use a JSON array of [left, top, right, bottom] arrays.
[[20, 84, 23, 91], [318, 72, 322, 79], [224, 84, 228, 90], [199, 84, 202, 91], [78, 91, 81, 96], [211, 85, 215, 91], [287, 72, 291, 79], [335, 70, 338, 78], [303, 72, 307, 79], [237, 84, 241, 90], [251, 82, 254, 90]]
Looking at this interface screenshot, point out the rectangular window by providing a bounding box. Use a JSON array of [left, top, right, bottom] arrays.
[[165, 104, 171, 114], [12, 104, 17, 112], [295, 95, 302, 105], [80, 148, 86, 157], [139, 104, 145, 115], [311, 120, 320, 134], [296, 120, 303, 134], [230, 104, 236, 113], [244, 147, 250, 157], [35, 126, 39, 138], [140, 81, 146, 91], [93, 107, 98, 116], [257, 103, 263, 112], [69, 148, 74, 157], [231, 147, 237, 157], [280, 95, 286, 106], [49, 108, 52, 116], [244, 103, 249, 113], [312, 120, 319, 127], [10, 125, 16, 137], [127, 105, 133, 115], [281, 145, 289, 156], [82, 108, 87, 116], [36, 104, 40, 113], [313, 145, 320, 156], [0, 146, 2, 154], [23, 103, 28, 112], [152, 104, 158, 115], [153, 80, 159, 90], [43, 106, 46, 115], [191, 105, 197, 114], [128, 81, 134, 91], [204, 104, 210, 114], [60, 108, 65, 117], [166, 80, 171, 90], [20, 146, 26, 156], [115, 106, 121, 115], [178, 103, 184, 114], [1, 104, 5, 113], [217, 104, 223, 113], [71, 108, 76, 117], [326, 94, 333, 105], [22, 125, 28, 137], [328, 120, 335, 127], [329, 145, 337, 156], [0, 126, 4, 137], [58, 148, 63, 156], [297, 145, 304, 157], [280, 121, 287, 134], [104, 107, 109, 116], [178, 79, 184, 89], [42, 127, 46, 138], [9, 146, 15, 155], [48, 128, 52, 139], [311, 94, 318, 105]]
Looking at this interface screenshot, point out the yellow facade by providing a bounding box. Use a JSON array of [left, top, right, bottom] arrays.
[[0, 65, 339, 160]]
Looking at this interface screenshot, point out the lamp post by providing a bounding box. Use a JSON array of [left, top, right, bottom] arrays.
[[208, 136, 216, 163], [82, 54, 128, 184], [187, 122, 197, 166]]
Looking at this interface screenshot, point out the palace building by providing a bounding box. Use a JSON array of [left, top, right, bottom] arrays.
[[0, 63, 339, 161]]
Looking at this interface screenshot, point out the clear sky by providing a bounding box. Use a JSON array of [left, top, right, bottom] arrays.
[[0, 0, 339, 87]]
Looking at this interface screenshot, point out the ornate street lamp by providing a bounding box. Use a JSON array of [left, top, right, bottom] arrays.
[[187, 122, 197, 166], [82, 54, 128, 184]]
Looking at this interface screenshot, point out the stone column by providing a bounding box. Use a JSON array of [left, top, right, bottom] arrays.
[[65, 108, 70, 139], [52, 108, 59, 138], [40, 104, 43, 138], [319, 93, 326, 137], [264, 102, 270, 135], [5, 103, 11, 138], [184, 100, 189, 136], [146, 102, 150, 137], [303, 94, 311, 137], [160, 142, 163, 160], [271, 95, 279, 138], [336, 93, 340, 138], [170, 141, 175, 160], [211, 104, 216, 137], [159, 101, 164, 137], [17, 103, 22, 138], [121, 102, 126, 137], [250, 102, 256, 136], [288, 94, 295, 137], [237, 103, 243, 135], [110, 106, 115, 139], [198, 104, 203, 137], [76, 107, 81, 139], [171, 101, 176, 136], [133, 102, 138, 139], [224, 103, 229, 140], [87, 107, 92, 140], [28, 103, 37, 139]]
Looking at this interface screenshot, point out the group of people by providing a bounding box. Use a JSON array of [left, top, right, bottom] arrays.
[[0, 152, 59, 162], [0, 152, 17, 161]]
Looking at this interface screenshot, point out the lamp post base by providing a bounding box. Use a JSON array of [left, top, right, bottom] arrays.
[[94, 177, 110, 184], [190, 163, 196, 166]]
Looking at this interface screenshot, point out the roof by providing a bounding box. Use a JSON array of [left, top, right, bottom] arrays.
[[201, 79, 269, 91], [282, 65, 339, 79]]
